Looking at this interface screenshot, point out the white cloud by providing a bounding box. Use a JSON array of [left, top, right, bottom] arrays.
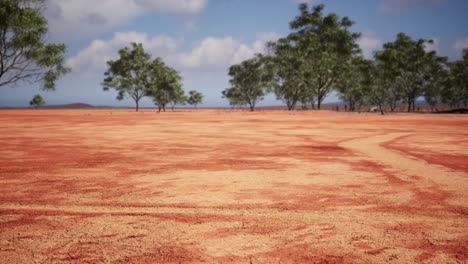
[[45, 0, 208, 41], [424, 38, 439, 53], [453, 37, 468, 55], [134, 0, 207, 14], [174, 37, 245, 68], [379, 0, 447, 12], [174, 32, 281, 68], [356, 32, 382, 59], [66, 32, 180, 77], [67, 32, 281, 78]]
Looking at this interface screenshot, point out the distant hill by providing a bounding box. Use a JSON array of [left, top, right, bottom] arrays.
[[42, 103, 94, 109]]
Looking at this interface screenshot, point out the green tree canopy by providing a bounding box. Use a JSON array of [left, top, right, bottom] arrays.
[[144, 58, 183, 112], [102, 42, 151, 112], [170, 86, 187, 111], [266, 38, 308, 111], [0, 0, 70, 89], [29, 93, 45, 108], [286, 3, 361, 109], [187, 90, 203, 108], [222, 87, 248, 108], [365, 61, 389, 115], [336, 56, 370, 112], [224, 54, 272, 111], [443, 48, 468, 108], [375, 33, 447, 112]]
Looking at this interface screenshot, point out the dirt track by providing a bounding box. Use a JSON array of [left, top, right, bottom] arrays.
[[0, 109, 467, 263]]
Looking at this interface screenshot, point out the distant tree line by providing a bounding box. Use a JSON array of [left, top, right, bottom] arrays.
[[223, 3, 468, 114]]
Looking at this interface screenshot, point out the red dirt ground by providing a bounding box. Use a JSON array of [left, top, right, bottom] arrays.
[[0, 109, 467, 263]]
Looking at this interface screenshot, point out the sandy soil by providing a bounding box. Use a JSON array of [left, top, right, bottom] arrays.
[[0, 109, 467, 264]]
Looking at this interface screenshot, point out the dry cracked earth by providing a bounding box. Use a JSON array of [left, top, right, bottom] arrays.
[[0, 109, 467, 263]]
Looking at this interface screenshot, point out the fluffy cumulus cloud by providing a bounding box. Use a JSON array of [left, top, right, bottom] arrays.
[[356, 32, 382, 59], [379, 0, 447, 12], [44, 0, 208, 40], [133, 0, 207, 14], [66, 32, 180, 77], [175, 32, 281, 68], [453, 37, 468, 55], [66, 32, 281, 77]]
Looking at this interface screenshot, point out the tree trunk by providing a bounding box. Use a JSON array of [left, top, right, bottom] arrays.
[[412, 99, 416, 112], [389, 101, 395, 112], [317, 95, 322, 110], [407, 100, 411, 112], [249, 101, 255, 111], [378, 103, 384, 115], [135, 100, 139, 112]]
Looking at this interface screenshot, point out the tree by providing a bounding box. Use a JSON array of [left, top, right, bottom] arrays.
[[144, 58, 183, 112], [187, 90, 203, 108], [222, 87, 248, 108], [102, 42, 150, 112], [29, 94, 45, 108], [170, 86, 187, 111], [225, 55, 271, 111], [266, 38, 308, 111], [287, 3, 360, 109], [0, 0, 70, 89], [444, 48, 468, 108], [375, 33, 446, 112], [424, 58, 448, 112], [365, 62, 389, 115], [336, 56, 369, 112]]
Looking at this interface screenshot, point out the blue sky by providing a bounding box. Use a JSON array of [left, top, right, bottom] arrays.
[[1, 0, 468, 107]]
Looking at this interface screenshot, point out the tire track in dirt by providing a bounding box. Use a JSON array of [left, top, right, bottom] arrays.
[[340, 133, 468, 204]]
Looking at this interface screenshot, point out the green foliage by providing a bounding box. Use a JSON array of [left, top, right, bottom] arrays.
[[266, 38, 308, 111], [170, 86, 187, 110], [335, 56, 370, 112], [0, 0, 70, 90], [144, 58, 183, 112], [224, 54, 272, 111], [375, 33, 447, 112], [103, 42, 185, 112], [286, 3, 361, 109], [102, 43, 151, 112], [187, 90, 203, 108], [29, 93, 45, 108], [443, 48, 468, 108], [366, 62, 391, 115], [221, 3, 468, 113], [222, 87, 248, 107]]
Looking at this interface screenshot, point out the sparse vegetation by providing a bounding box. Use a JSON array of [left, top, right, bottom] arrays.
[[187, 90, 203, 108], [102, 42, 185, 112], [29, 94, 45, 108], [223, 54, 272, 111], [222, 3, 467, 114]]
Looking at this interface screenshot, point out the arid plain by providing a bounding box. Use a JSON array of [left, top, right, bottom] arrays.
[[0, 109, 467, 263]]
